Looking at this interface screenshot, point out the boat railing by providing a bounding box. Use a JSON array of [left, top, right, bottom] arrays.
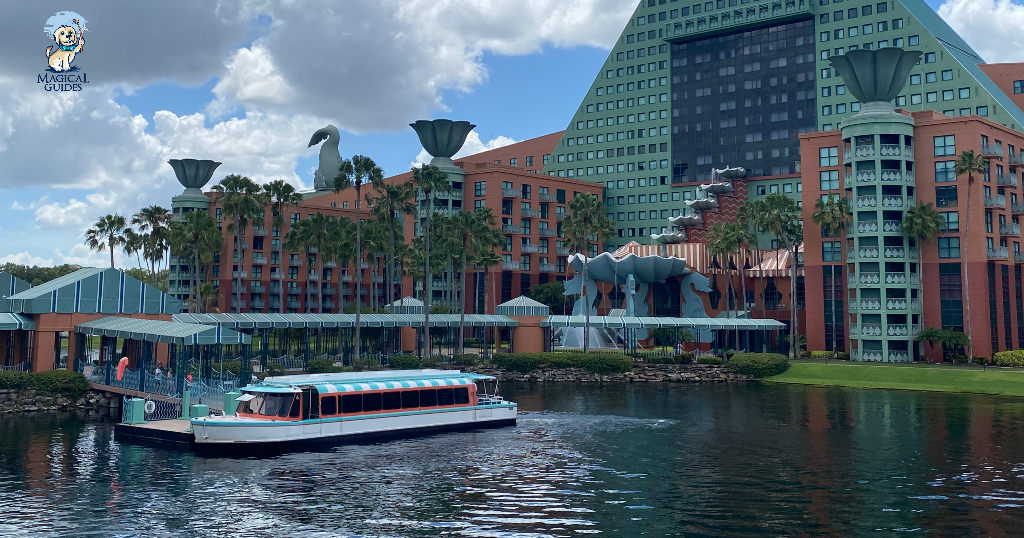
[[477, 395, 506, 405]]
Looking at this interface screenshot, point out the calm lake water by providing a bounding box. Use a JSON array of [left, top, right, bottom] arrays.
[[2, 382, 1024, 536]]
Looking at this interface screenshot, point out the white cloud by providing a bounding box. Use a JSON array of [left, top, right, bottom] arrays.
[[0, 251, 54, 266], [938, 0, 1024, 63], [412, 130, 517, 167]]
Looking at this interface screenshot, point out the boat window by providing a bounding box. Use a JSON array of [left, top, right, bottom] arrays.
[[288, 396, 300, 418], [321, 395, 337, 415], [382, 391, 402, 411], [275, 395, 293, 418], [437, 388, 455, 406], [401, 390, 419, 409], [342, 394, 363, 413], [454, 387, 470, 405], [419, 389, 437, 407], [363, 392, 382, 412]]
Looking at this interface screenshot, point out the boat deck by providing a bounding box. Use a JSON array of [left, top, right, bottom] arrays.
[[114, 419, 194, 446]]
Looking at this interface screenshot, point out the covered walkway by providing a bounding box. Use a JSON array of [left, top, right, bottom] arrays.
[[541, 315, 787, 353]]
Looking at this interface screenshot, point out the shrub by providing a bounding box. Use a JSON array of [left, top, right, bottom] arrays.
[[952, 354, 969, 364], [0, 371, 31, 391], [809, 350, 851, 361], [221, 360, 243, 375], [451, 353, 480, 366], [993, 350, 1024, 367], [697, 356, 724, 365], [266, 361, 284, 376], [307, 358, 337, 374], [493, 353, 546, 373], [492, 352, 633, 374], [727, 353, 789, 378], [388, 354, 421, 370], [576, 353, 632, 374], [31, 370, 89, 399], [421, 355, 442, 368], [973, 356, 990, 366]]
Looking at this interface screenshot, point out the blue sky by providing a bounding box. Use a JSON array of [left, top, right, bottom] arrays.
[[0, 0, 1018, 267]]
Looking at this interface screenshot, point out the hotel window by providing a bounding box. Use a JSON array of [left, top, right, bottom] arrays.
[[877, 2, 887, 13], [926, 92, 937, 103], [820, 170, 839, 190], [474, 181, 485, 196], [896, 96, 906, 106], [1015, 80, 1024, 94], [943, 90, 954, 101], [822, 241, 842, 262], [926, 72, 937, 83], [474, 199, 485, 211], [934, 135, 955, 156], [935, 185, 958, 208], [909, 74, 920, 85], [925, 52, 936, 63], [958, 87, 970, 99], [941, 211, 959, 232], [908, 35, 919, 46], [910, 94, 922, 105], [978, 106, 989, 117], [215, 208, 223, 220], [935, 161, 955, 182], [893, 19, 904, 29], [938, 237, 960, 258]]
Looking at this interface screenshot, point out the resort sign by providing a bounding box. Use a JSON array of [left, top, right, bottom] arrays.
[[38, 11, 90, 91]]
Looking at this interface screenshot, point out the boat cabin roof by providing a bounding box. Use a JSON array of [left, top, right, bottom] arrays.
[[240, 369, 495, 395]]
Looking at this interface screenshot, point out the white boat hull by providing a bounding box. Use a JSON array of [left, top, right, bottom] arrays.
[[191, 404, 517, 446]]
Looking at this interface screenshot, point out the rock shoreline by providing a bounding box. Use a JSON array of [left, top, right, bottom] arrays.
[[467, 363, 754, 383], [0, 388, 119, 415]]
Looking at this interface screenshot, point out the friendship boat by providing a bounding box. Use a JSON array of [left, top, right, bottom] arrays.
[[190, 369, 517, 447]]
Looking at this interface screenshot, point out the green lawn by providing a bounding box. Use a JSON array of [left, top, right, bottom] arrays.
[[766, 360, 1024, 397]]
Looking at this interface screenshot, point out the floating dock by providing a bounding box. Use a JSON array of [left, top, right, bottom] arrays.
[[114, 419, 194, 446]]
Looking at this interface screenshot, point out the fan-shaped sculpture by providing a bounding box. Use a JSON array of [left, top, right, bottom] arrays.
[[308, 125, 341, 191], [651, 231, 686, 244], [410, 119, 476, 165], [828, 48, 922, 104], [700, 181, 734, 195], [568, 252, 690, 285], [168, 159, 221, 192], [713, 166, 746, 181], [669, 214, 702, 227]]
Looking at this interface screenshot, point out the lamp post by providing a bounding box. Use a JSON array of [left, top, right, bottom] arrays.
[[354, 177, 362, 365]]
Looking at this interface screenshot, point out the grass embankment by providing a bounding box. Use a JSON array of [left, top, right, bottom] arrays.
[[766, 360, 1024, 397]]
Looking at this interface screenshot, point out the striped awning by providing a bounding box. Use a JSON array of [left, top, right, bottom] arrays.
[[541, 315, 785, 330], [611, 241, 710, 272], [745, 244, 805, 278], [311, 377, 477, 394], [173, 313, 518, 328], [75, 316, 251, 345], [610, 240, 805, 278], [0, 313, 34, 331]]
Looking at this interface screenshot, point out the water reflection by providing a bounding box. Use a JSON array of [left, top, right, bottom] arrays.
[[1, 384, 1024, 535]]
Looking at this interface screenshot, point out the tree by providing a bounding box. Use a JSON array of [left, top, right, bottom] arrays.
[[707, 221, 755, 350], [212, 175, 267, 313], [322, 216, 355, 311], [123, 228, 145, 270], [412, 165, 452, 358], [562, 193, 616, 352], [336, 155, 384, 362], [902, 202, 946, 243], [263, 180, 304, 312], [131, 205, 171, 279], [284, 212, 333, 314], [811, 196, 851, 359], [84, 214, 127, 268], [451, 208, 503, 354], [744, 194, 802, 359], [954, 149, 989, 362], [168, 210, 222, 312], [528, 281, 567, 315], [369, 177, 417, 310]]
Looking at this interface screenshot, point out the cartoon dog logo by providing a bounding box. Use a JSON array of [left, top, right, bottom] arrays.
[[43, 11, 87, 72]]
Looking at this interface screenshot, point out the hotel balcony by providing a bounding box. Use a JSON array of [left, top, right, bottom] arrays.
[[882, 220, 903, 233], [308, 274, 320, 281], [252, 256, 267, 265], [521, 244, 538, 253], [1000, 223, 1021, 236], [307, 246, 318, 253], [1013, 202, 1024, 215], [557, 247, 570, 256], [981, 143, 1003, 157], [881, 195, 909, 208], [556, 213, 567, 222], [252, 228, 267, 236], [855, 196, 877, 208], [232, 271, 247, 278], [997, 173, 1018, 187], [859, 299, 881, 311], [341, 275, 353, 282], [231, 301, 246, 310], [985, 194, 1007, 209], [879, 144, 912, 157], [325, 260, 337, 268], [852, 145, 875, 158], [539, 193, 556, 202], [663, 0, 810, 41], [322, 285, 336, 294], [251, 301, 265, 310], [858, 247, 879, 259], [988, 246, 1009, 260], [502, 224, 519, 233], [540, 263, 558, 273], [1010, 153, 1024, 167], [858, 324, 883, 337], [521, 208, 540, 218], [1015, 251, 1024, 263], [270, 272, 283, 280], [539, 228, 557, 237], [502, 261, 521, 271], [287, 300, 301, 309], [250, 283, 266, 293], [323, 301, 336, 310], [880, 169, 913, 183], [502, 188, 521, 198], [888, 351, 911, 362]]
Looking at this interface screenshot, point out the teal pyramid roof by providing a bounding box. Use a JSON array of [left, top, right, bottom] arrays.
[[2, 267, 180, 315]]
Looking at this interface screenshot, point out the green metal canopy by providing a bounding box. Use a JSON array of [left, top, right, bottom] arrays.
[[496, 296, 550, 317], [2, 268, 179, 315], [172, 312, 518, 329], [541, 315, 785, 330], [0, 313, 34, 331], [75, 316, 250, 345]]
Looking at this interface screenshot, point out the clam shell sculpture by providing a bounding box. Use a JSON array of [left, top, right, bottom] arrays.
[[410, 119, 476, 159], [169, 159, 222, 190], [568, 252, 690, 285], [827, 48, 922, 104]]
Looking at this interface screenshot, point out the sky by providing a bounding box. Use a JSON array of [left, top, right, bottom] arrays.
[[0, 0, 1021, 268]]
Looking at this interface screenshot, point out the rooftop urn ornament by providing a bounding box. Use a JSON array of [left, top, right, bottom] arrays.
[[308, 125, 341, 191], [410, 119, 476, 168], [828, 48, 921, 115], [168, 158, 222, 195]]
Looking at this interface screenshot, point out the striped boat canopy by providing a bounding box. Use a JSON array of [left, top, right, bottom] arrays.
[[541, 315, 785, 330], [0, 313, 34, 331], [310, 377, 478, 394], [173, 313, 518, 328], [242, 369, 494, 394], [75, 316, 251, 345]]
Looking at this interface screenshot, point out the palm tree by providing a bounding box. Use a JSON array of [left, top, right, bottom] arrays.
[[475, 247, 502, 354], [812, 196, 851, 358], [168, 210, 222, 312], [369, 177, 417, 309], [451, 208, 503, 354], [748, 193, 802, 359], [263, 180, 304, 312], [284, 212, 333, 314], [85, 214, 128, 268], [131, 205, 171, 278], [212, 175, 267, 313], [412, 165, 452, 358], [335, 155, 384, 363], [954, 149, 989, 361], [123, 228, 145, 270], [707, 220, 755, 350], [562, 193, 616, 352], [323, 216, 355, 311], [902, 202, 946, 243]]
